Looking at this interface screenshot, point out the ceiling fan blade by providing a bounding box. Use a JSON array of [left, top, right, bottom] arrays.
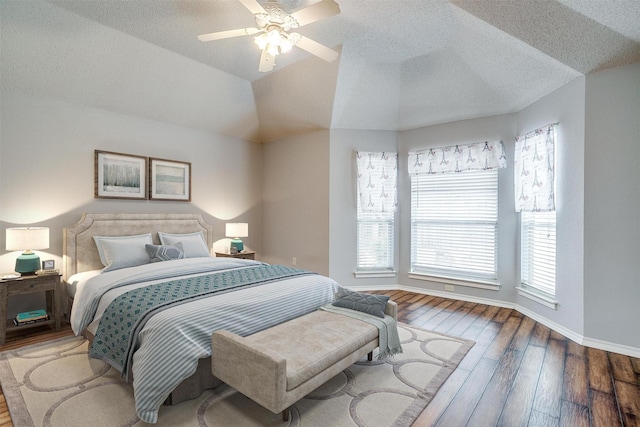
[[198, 28, 260, 42], [290, 0, 340, 27], [198, 27, 260, 42], [295, 35, 339, 62], [258, 50, 275, 72], [237, 0, 266, 15]]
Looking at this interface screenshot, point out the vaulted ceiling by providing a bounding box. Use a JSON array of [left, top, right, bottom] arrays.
[[8, 0, 640, 142]]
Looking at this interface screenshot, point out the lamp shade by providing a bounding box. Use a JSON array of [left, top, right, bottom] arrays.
[[225, 223, 248, 238], [6, 227, 49, 251], [225, 223, 248, 253], [6, 227, 50, 274]]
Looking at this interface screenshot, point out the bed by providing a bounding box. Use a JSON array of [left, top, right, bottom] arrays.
[[63, 213, 339, 424]]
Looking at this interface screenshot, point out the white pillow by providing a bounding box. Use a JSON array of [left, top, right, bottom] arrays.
[[93, 234, 153, 272], [158, 231, 210, 258]]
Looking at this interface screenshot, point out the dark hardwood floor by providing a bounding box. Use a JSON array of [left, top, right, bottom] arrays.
[[1, 290, 639, 426]]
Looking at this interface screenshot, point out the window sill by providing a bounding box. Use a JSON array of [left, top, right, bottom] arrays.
[[408, 272, 500, 291], [516, 286, 558, 310], [353, 270, 397, 279]]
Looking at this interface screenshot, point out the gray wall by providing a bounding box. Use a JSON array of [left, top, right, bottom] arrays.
[[515, 77, 586, 336], [0, 1, 263, 316], [328, 129, 398, 287], [584, 63, 640, 349], [1, 0, 264, 274], [261, 131, 330, 276], [397, 114, 519, 301], [0, 91, 263, 317]]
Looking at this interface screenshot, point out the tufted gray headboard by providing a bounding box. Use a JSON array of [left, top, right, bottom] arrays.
[[63, 213, 214, 280]]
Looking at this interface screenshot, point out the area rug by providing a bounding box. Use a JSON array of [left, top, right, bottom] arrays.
[[0, 324, 473, 427]]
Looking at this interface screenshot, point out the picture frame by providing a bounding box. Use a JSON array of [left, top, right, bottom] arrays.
[[149, 157, 191, 201], [42, 260, 55, 270], [95, 150, 147, 199]]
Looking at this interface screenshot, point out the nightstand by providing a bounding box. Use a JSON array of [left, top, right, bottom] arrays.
[[0, 274, 62, 345], [215, 251, 256, 260]]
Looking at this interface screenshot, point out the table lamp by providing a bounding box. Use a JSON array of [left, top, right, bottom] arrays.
[[225, 223, 248, 253], [6, 227, 50, 274]]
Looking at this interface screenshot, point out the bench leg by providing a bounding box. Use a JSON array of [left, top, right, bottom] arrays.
[[368, 351, 373, 361], [283, 408, 290, 422]]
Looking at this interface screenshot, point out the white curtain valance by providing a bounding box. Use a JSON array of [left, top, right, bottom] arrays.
[[356, 151, 398, 213], [408, 141, 506, 175], [514, 124, 556, 212]]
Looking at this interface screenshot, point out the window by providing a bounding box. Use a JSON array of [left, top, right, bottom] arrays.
[[411, 169, 498, 283], [515, 123, 557, 302], [357, 197, 394, 272], [521, 210, 556, 296], [355, 151, 397, 275]]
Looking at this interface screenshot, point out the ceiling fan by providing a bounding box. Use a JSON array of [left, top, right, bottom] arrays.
[[198, 0, 340, 72]]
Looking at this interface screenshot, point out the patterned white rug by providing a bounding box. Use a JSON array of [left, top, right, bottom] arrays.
[[0, 324, 473, 427]]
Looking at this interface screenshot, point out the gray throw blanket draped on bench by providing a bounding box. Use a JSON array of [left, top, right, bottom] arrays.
[[319, 304, 403, 359]]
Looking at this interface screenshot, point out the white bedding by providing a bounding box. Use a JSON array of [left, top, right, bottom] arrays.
[[65, 269, 101, 298], [70, 257, 339, 423]]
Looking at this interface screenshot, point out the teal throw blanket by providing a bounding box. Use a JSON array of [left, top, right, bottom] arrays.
[[90, 265, 313, 377]]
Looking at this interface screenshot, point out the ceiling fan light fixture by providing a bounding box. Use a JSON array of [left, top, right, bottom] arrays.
[[254, 34, 267, 50], [279, 37, 293, 54], [198, 0, 340, 72], [254, 28, 298, 56]]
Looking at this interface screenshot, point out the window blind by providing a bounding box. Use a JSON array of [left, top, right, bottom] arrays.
[[411, 169, 498, 281], [521, 210, 556, 295], [357, 197, 394, 271]]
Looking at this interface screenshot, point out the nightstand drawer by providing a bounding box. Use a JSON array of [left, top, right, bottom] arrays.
[[7, 277, 57, 295], [215, 251, 256, 260]]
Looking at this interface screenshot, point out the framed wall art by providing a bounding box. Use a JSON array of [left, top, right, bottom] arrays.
[[95, 150, 147, 199], [149, 157, 191, 201]]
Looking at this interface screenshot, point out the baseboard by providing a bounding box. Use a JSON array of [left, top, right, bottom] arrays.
[[581, 336, 640, 359], [347, 284, 640, 358], [397, 284, 515, 309], [514, 305, 585, 346]]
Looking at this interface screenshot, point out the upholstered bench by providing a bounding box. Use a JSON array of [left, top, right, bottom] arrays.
[[211, 300, 397, 421]]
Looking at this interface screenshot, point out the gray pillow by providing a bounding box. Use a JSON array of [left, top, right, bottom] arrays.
[[332, 287, 390, 318], [145, 242, 185, 263]]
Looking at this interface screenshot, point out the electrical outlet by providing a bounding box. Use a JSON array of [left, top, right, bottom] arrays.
[[444, 284, 455, 292], [292, 257, 297, 266]]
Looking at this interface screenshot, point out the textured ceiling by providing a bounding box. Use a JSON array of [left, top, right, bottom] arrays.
[[11, 1, 640, 142]]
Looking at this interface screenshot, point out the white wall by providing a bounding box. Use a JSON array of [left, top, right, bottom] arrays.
[[397, 114, 518, 301], [261, 131, 330, 275], [516, 76, 586, 337], [583, 63, 640, 349], [328, 129, 398, 287]]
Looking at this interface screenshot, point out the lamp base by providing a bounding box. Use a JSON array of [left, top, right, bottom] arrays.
[[230, 238, 244, 253], [15, 252, 41, 274]]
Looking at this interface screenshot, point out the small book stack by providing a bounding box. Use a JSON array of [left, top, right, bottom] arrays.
[[14, 309, 49, 326]]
